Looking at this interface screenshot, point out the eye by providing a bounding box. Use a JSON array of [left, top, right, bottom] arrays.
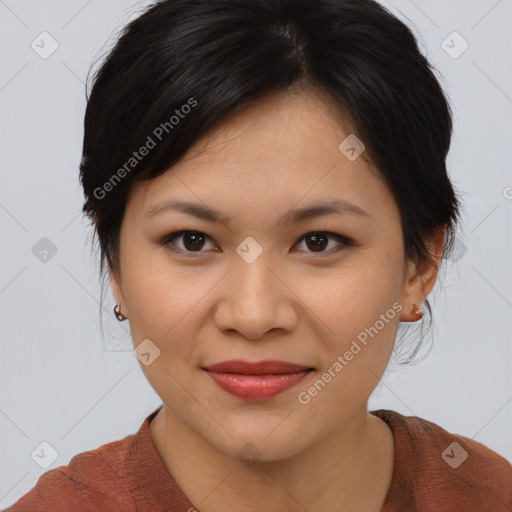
[[293, 231, 353, 254], [160, 230, 353, 256], [160, 230, 217, 254]]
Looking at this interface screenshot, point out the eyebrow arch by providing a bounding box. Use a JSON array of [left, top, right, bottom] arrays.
[[145, 199, 370, 224]]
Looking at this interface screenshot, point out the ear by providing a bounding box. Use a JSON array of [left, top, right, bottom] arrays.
[[110, 271, 128, 316], [400, 224, 447, 322]]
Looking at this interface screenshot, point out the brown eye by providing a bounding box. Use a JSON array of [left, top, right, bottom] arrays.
[[295, 232, 352, 254], [161, 231, 216, 253], [182, 232, 206, 251], [160, 230, 353, 256], [304, 233, 329, 252]]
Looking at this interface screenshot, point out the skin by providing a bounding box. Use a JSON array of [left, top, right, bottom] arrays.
[[110, 86, 446, 512]]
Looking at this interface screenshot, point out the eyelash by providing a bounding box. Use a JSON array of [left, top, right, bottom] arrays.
[[159, 230, 354, 256]]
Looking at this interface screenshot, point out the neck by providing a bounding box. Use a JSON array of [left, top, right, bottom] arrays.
[[149, 403, 394, 512]]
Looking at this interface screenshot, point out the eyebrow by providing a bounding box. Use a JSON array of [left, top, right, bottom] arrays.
[[145, 199, 370, 224]]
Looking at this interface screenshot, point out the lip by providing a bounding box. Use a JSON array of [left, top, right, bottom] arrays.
[[202, 360, 314, 401], [203, 359, 313, 374]]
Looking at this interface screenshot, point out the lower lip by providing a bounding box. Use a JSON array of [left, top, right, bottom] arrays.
[[204, 370, 312, 400]]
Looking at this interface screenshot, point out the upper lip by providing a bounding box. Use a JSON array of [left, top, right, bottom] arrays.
[[202, 360, 314, 375]]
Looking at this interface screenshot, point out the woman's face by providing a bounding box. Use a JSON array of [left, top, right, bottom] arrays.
[[112, 88, 433, 461]]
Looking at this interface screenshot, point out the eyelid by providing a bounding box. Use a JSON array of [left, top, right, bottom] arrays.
[[160, 230, 218, 254], [160, 230, 353, 255], [293, 231, 353, 255]]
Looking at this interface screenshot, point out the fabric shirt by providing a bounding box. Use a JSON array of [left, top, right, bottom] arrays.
[[5, 407, 512, 511]]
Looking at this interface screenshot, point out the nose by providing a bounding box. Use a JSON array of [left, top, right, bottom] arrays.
[[213, 252, 298, 340]]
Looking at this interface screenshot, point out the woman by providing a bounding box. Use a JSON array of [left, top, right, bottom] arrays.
[[7, 0, 512, 510]]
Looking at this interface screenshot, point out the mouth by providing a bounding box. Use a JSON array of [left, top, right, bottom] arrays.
[[202, 360, 314, 401]]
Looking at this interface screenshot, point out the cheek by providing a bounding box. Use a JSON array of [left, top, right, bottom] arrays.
[[123, 264, 205, 402], [300, 261, 401, 382], [122, 258, 217, 392], [306, 264, 399, 329], [122, 247, 206, 335], [298, 273, 399, 417]]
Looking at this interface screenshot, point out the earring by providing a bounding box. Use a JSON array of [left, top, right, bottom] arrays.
[[412, 303, 423, 320], [114, 304, 128, 322]]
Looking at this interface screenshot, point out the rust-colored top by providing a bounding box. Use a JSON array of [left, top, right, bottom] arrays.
[[5, 407, 512, 511]]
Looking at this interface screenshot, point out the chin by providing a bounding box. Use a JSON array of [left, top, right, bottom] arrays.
[[203, 422, 309, 464]]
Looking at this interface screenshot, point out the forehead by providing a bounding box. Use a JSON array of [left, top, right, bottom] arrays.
[[181, 87, 361, 165], [127, 88, 396, 226]]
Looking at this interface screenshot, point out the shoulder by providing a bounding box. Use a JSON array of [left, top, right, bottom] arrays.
[[4, 434, 136, 512], [372, 409, 512, 510]]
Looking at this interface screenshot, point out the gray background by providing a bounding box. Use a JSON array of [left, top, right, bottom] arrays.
[[1, 0, 511, 507]]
